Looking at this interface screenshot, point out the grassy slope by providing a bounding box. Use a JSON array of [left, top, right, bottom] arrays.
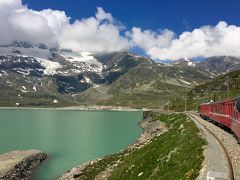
[[76, 63, 209, 109], [77, 112, 206, 179], [97, 87, 187, 109], [170, 70, 240, 112], [0, 71, 77, 107], [76, 81, 188, 109], [0, 81, 75, 107]]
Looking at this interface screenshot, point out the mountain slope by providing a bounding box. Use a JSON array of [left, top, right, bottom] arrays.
[[196, 56, 240, 76], [170, 69, 240, 111], [75, 60, 210, 108], [0, 40, 226, 108]]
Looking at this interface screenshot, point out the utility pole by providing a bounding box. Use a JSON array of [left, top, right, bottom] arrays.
[[227, 76, 230, 99], [218, 85, 221, 101], [227, 69, 230, 99], [184, 97, 187, 112], [167, 101, 169, 111]]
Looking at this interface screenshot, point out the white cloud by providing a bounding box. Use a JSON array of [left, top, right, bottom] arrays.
[[1, 0, 240, 60], [127, 27, 174, 52], [0, 0, 61, 46], [95, 7, 113, 22], [128, 21, 240, 60], [36, 9, 70, 35], [0, 1, 129, 52], [59, 7, 129, 52]]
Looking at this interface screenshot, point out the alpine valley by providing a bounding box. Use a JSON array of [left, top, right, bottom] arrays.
[[1, 41, 239, 108]]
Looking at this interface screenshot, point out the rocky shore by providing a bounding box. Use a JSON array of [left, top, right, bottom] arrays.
[[58, 111, 168, 180], [0, 150, 47, 180]]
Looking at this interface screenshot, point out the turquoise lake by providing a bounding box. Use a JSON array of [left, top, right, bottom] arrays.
[[0, 109, 143, 179]]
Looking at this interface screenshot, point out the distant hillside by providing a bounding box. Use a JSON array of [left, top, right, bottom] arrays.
[[2, 41, 240, 108], [75, 59, 211, 108], [195, 56, 240, 75], [170, 69, 240, 111]]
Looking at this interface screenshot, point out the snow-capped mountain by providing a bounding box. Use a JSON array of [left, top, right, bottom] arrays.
[[1, 40, 237, 108], [0, 41, 104, 76], [195, 56, 240, 75], [0, 41, 153, 105], [171, 58, 196, 67]]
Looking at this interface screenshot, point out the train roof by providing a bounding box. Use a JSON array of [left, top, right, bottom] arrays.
[[199, 96, 240, 106]]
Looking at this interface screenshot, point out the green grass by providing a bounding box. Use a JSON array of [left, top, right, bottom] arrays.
[[0, 88, 76, 108], [170, 70, 240, 112], [76, 112, 206, 180], [96, 83, 188, 109]]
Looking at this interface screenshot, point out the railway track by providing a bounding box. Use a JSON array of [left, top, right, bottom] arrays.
[[188, 113, 234, 180]]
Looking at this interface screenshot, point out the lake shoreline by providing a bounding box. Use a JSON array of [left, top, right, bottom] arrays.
[[0, 105, 154, 111], [58, 111, 167, 179], [0, 109, 143, 179]]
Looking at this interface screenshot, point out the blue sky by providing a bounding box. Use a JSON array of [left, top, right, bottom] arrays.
[[1, 0, 240, 60], [22, 0, 240, 34]]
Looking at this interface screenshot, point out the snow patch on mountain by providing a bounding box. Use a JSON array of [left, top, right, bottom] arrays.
[[179, 79, 191, 85], [1, 71, 8, 75], [60, 51, 104, 74], [184, 58, 196, 67], [0, 42, 106, 76], [80, 76, 92, 83], [187, 61, 194, 66], [93, 84, 100, 88], [60, 51, 94, 62], [35, 57, 61, 75], [84, 77, 91, 83], [21, 85, 28, 92], [13, 68, 31, 75]]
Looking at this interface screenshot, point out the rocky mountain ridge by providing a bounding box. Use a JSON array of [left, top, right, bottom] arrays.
[[0, 41, 239, 108], [195, 56, 240, 75]]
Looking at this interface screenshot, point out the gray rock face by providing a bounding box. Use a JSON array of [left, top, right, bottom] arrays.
[[0, 150, 47, 180], [196, 56, 240, 75]]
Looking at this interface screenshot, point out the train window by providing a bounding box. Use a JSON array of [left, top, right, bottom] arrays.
[[221, 104, 224, 113], [229, 101, 239, 120]]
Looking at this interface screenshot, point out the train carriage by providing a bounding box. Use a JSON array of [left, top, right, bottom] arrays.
[[199, 103, 211, 120], [199, 97, 240, 143], [228, 98, 240, 142], [208, 100, 230, 128]]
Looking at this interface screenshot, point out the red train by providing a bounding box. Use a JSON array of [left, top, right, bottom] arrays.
[[199, 97, 240, 143]]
